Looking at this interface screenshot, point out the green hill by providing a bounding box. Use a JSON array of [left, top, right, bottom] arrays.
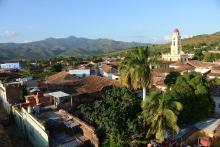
[[104, 31, 220, 57], [0, 36, 145, 61]]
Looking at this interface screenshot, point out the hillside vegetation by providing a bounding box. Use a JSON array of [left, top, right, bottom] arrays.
[[0, 31, 220, 61], [0, 36, 145, 61], [105, 31, 220, 57]]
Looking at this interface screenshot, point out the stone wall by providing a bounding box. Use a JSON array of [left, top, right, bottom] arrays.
[[59, 109, 100, 147]]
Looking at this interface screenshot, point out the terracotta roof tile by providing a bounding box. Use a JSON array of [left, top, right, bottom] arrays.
[[101, 64, 117, 73], [187, 60, 210, 68], [73, 75, 119, 95], [170, 62, 186, 67], [152, 68, 175, 75], [211, 65, 220, 71], [47, 71, 79, 84], [175, 64, 195, 72], [207, 72, 220, 77]]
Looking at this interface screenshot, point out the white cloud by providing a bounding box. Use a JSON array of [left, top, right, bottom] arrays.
[[163, 35, 171, 42], [3, 30, 19, 38], [182, 35, 193, 39]]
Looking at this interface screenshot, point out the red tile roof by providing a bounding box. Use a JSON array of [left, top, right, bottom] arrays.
[[187, 60, 210, 68], [73, 75, 119, 95], [47, 71, 79, 84], [101, 64, 117, 73], [170, 62, 186, 67], [152, 68, 175, 76], [175, 64, 195, 72], [211, 65, 220, 71], [207, 72, 220, 77]]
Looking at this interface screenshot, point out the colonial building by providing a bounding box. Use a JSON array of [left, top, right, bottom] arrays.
[[162, 29, 188, 62]]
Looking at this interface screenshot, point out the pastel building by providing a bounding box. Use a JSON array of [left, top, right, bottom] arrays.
[[162, 29, 188, 62], [0, 62, 21, 69], [68, 69, 90, 78]]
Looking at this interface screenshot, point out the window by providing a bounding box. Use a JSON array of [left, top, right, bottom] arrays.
[[173, 41, 175, 46], [218, 104, 220, 108]]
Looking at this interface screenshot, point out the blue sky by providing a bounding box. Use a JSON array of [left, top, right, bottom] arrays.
[[0, 0, 220, 43]]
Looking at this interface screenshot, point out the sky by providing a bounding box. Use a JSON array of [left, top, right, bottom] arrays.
[[0, 0, 220, 43]]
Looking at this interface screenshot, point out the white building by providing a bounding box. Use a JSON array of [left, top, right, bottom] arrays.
[[162, 29, 188, 62], [0, 62, 21, 69], [99, 64, 119, 80], [68, 69, 90, 78]]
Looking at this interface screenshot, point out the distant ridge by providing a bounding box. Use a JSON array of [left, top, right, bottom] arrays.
[[0, 36, 146, 61]]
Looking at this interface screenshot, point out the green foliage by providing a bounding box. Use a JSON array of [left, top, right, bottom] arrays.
[[141, 91, 182, 143], [164, 71, 181, 86], [119, 47, 152, 89], [209, 78, 220, 85], [170, 72, 215, 124], [203, 52, 220, 62], [0, 37, 144, 60], [193, 49, 204, 60], [22, 69, 34, 77], [51, 63, 63, 72], [84, 56, 103, 63], [78, 87, 144, 146]]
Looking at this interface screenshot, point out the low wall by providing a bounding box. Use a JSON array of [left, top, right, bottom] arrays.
[[12, 106, 49, 147], [59, 109, 100, 147]]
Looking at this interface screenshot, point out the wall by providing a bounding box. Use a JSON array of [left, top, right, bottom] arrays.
[[69, 69, 90, 78], [214, 96, 220, 115], [0, 82, 22, 114], [59, 110, 100, 147], [0, 63, 21, 69], [0, 83, 11, 113], [12, 106, 49, 147]]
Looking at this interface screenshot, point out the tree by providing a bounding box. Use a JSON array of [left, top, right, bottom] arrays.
[[78, 88, 143, 146], [51, 63, 63, 72], [141, 91, 182, 143], [119, 47, 156, 101], [170, 72, 215, 124], [203, 52, 220, 62], [164, 71, 180, 87], [193, 49, 204, 60]]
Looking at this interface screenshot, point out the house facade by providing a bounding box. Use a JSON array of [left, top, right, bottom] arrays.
[[69, 69, 91, 78], [0, 81, 22, 113], [0, 62, 21, 69]]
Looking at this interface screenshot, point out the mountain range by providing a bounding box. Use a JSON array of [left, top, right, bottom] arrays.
[[0, 36, 145, 61], [1, 31, 220, 61]]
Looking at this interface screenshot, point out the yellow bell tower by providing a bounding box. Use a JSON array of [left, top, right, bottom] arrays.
[[171, 28, 182, 55], [162, 28, 188, 62]]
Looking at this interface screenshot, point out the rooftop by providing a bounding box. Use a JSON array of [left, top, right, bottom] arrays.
[[195, 118, 220, 134], [48, 91, 70, 98], [73, 75, 119, 96], [100, 64, 118, 74], [46, 71, 79, 84], [187, 60, 210, 68], [152, 68, 175, 76]]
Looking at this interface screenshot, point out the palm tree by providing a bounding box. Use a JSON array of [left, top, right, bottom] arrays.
[[141, 91, 182, 143], [119, 47, 155, 101]]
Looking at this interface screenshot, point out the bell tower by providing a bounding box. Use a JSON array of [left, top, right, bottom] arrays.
[[171, 28, 182, 55]]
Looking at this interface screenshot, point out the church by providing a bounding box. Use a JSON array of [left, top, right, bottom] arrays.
[[162, 28, 188, 62]]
